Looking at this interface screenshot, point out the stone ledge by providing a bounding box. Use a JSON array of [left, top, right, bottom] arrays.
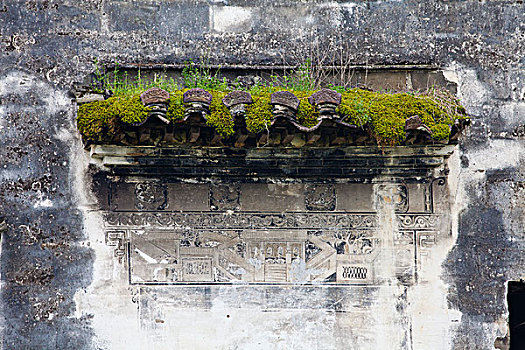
[[89, 144, 455, 180]]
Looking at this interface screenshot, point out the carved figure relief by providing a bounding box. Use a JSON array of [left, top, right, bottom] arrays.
[[134, 183, 168, 210], [305, 184, 336, 211]]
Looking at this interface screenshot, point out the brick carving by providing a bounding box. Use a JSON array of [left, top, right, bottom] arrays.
[[134, 183, 168, 210], [377, 184, 409, 213], [305, 184, 336, 211], [210, 184, 241, 211], [105, 212, 379, 229], [103, 177, 443, 286]]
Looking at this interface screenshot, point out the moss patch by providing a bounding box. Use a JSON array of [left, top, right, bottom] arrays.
[[337, 89, 467, 145], [166, 90, 185, 122], [77, 98, 114, 142], [77, 95, 150, 142], [110, 95, 150, 125], [245, 92, 273, 134], [294, 91, 319, 128], [77, 87, 468, 145], [207, 91, 234, 137]]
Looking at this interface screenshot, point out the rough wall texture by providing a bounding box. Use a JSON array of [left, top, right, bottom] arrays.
[[0, 1, 524, 349]]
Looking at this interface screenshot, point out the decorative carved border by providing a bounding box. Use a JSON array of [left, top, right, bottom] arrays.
[[104, 212, 441, 286]]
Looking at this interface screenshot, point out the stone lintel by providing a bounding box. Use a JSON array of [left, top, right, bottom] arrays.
[[89, 144, 455, 180]]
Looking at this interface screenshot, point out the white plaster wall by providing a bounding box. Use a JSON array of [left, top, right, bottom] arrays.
[[70, 66, 523, 350]]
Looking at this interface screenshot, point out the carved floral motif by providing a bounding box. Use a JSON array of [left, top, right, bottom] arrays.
[[134, 183, 168, 210], [104, 212, 379, 229], [305, 184, 336, 211], [210, 184, 240, 211], [377, 184, 408, 213]]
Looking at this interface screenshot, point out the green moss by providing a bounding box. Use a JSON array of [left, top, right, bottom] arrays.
[[243, 89, 319, 133], [109, 95, 150, 124], [294, 91, 319, 128], [77, 99, 114, 142], [207, 91, 234, 137], [245, 92, 273, 134], [166, 90, 185, 122], [336, 89, 376, 126], [77, 95, 149, 142], [337, 89, 467, 145], [77, 86, 468, 145], [430, 124, 451, 140]]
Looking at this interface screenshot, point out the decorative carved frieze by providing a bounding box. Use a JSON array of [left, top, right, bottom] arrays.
[[104, 212, 379, 229], [105, 230, 127, 262], [398, 215, 440, 229]]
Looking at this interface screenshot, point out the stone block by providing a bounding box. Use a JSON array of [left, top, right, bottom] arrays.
[[212, 6, 254, 33], [411, 71, 457, 94], [353, 71, 408, 92], [241, 184, 305, 212], [336, 184, 374, 212]]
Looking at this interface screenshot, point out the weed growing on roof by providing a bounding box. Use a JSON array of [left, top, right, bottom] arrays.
[[78, 59, 469, 145], [182, 58, 229, 91]]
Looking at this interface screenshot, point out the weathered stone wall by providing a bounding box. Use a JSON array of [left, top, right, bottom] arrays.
[[0, 1, 524, 349]]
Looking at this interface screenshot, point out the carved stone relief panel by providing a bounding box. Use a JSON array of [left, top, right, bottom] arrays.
[[103, 179, 445, 286], [376, 184, 409, 213]]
